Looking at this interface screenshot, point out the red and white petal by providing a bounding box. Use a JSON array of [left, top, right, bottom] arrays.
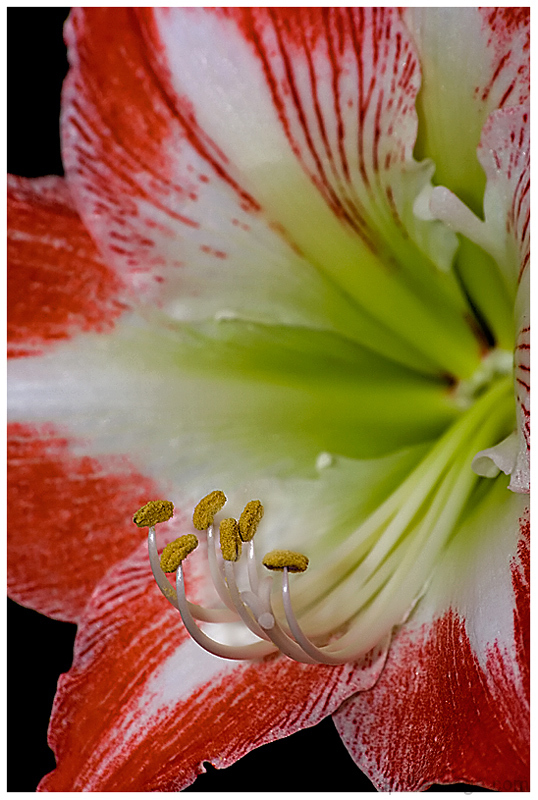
[[428, 103, 529, 493], [460, 106, 529, 492], [494, 106, 530, 494], [7, 422, 174, 623], [147, 8, 460, 277], [510, 321, 529, 493], [334, 481, 529, 791], [40, 538, 388, 791], [401, 8, 529, 212], [61, 8, 361, 339], [7, 175, 128, 358], [61, 8, 476, 377], [478, 105, 530, 292]]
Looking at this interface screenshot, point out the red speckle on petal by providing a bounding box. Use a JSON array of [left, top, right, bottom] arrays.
[[485, 7, 529, 37], [512, 514, 529, 698], [199, 245, 228, 259], [334, 510, 530, 791]]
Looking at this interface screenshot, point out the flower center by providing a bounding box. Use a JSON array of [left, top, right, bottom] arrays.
[[140, 366, 515, 664]]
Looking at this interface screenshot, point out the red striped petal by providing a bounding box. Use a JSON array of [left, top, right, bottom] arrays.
[[40, 538, 387, 791], [478, 8, 530, 109], [62, 7, 422, 266], [400, 8, 529, 213], [60, 7, 474, 377], [58, 8, 360, 340], [7, 175, 127, 358], [479, 105, 530, 289], [196, 8, 420, 246], [7, 422, 169, 623], [511, 322, 530, 493], [61, 7, 265, 312], [479, 106, 529, 492], [334, 510, 529, 791]]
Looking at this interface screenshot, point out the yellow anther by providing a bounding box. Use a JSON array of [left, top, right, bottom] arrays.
[[133, 500, 174, 528], [220, 518, 241, 562], [262, 550, 309, 573], [238, 500, 264, 542], [192, 490, 227, 530], [160, 534, 199, 572]]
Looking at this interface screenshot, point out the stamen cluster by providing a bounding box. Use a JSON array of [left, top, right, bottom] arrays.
[[136, 493, 355, 664], [136, 371, 513, 667]]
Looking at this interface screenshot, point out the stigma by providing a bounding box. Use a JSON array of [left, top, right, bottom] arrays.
[[136, 493, 360, 664]]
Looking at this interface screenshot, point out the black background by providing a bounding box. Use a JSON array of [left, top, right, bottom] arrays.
[[7, 8, 488, 793]]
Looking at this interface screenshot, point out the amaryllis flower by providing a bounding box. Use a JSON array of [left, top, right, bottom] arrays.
[[7, 7, 529, 792]]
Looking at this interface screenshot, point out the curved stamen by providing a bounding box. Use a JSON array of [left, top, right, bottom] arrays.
[[148, 525, 179, 607], [223, 560, 273, 641], [246, 540, 260, 594], [256, 574, 318, 664], [281, 568, 351, 665], [206, 524, 238, 613], [148, 527, 237, 623], [145, 372, 513, 666], [175, 564, 276, 660]]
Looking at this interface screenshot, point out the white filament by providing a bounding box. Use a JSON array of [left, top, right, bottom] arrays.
[[222, 560, 273, 642], [148, 526, 237, 623], [206, 524, 237, 612], [151, 377, 512, 664], [175, 565, 275, 660], [246, 540, 260, 593], [281, 569, 351, 665], [150, 523, 319, 662]]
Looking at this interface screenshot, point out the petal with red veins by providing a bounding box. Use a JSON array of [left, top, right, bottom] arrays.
[[510, 321, 530, 493], [459, 104, 531, 299], [479, 106, 530, 292], [7, 422, 173, 623], [7, 175, 128, 358], [61, 8, 374, 346], [40, 537, 388, 791], [496, 106, 530, 494], [334, 478, 529, 791], [404, 10, 529, 349], [61, 7, 480, 379], [403, 7, 529, 213], [427, 98, 528, 355], [433, 105, 530, 491]]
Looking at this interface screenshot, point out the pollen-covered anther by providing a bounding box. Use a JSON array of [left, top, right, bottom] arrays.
[[238, 500, 264, 542], [160, 534, 199, 573], [192, 490, 227, 530], [133, 500, 174, 528], [220, 518, 242, 561], [262, 550, 309, 573]]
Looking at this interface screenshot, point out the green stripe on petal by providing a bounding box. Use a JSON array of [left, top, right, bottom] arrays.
[[8, 314, 463, 495], [122, 317, 461, 463]]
